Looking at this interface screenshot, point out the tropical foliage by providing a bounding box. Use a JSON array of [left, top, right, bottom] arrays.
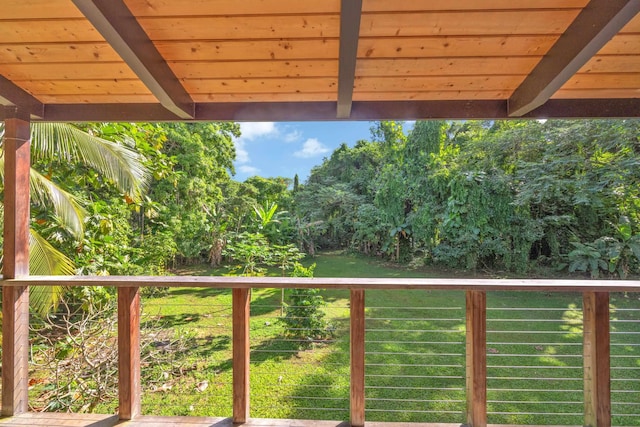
[[295, 119, 640, 276]]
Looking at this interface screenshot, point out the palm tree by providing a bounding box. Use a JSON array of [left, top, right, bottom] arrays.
[[0, 122, 149, 314]]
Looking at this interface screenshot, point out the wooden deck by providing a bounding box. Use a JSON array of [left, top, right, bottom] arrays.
[[0, 413, 466, 427]]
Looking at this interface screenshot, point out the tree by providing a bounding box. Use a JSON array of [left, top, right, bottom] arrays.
[[0, 122, 149, 314]]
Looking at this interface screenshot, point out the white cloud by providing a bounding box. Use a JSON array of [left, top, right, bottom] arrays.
[[283, 130, 302, 143], [235, 139, 250, 163], [239, 165, 260, 175], [294, 138, 330, 158], [239, 122, 277, 140]]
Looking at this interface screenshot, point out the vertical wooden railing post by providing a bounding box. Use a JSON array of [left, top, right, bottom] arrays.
[[584, 291, 611, 427], [2, 112, 31, 416], [118, 286, 141, 420], [350, 289, 366, 427], [466, 290, 487, 427], [233, 288, 250, 423]]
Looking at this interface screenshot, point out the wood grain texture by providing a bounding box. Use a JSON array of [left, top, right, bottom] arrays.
[[18, 79, 152, 96], [357, 36, 558, 58], [118, 287, 141, 420], [359, 10, 580, 37], [553, 88, 640, 99], [125, 0, 341, 16], [169, 60, 338, 79], [233, 288, 251, 423], [562, 73, 640, 89], [0, 43, 122, 64], [191, 92, 336, 103], [583, 292, 611, 427], [137, 15, 340, 41], [157, 40, 339, 61], [1, 116, 31, 416], [1, 286, 29, 416], [362, 0, 588, 12], [354, 75, 526, 92], [4, 0, 85, 19], [36, 94, 159, 103], [353, 90, 511, 101], [182, 78, 337, 94], [465, 291, 486, 427], [5, 275, 640, 293], [1, 63, 137, 81], [356, 57, 541, 77], [0, 20, 103, 44], [579, 55, 640, 73], [599, 34, 640, 55], [350, 290, 366, 427]]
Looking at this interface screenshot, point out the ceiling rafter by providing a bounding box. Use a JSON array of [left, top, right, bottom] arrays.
[[72, 0, 195, 119], [336, 0, 363, 119], [0, 76, 44, 119], [508, 0, 640, 117]]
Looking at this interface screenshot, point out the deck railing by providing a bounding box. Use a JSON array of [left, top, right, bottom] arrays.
[[2, 275, 640, 427]]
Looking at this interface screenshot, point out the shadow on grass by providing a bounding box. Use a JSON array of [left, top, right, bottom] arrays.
[[168, 287, 231, 299], [142, 312, 204, 329]]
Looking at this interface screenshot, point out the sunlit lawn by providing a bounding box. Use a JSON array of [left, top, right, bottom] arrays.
[[135, 252, 639, 425]]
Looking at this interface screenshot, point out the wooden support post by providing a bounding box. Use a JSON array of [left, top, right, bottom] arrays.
[[584, 291, 611, 427], [233, 288, 250, 423], [466, 290, 487, 427], [2, 114, 31, 416], [118, 286, 141, 420], [350, 289, 366, 427]]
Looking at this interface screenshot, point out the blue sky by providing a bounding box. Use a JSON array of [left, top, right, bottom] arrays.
[[232, 121, 378, 183]]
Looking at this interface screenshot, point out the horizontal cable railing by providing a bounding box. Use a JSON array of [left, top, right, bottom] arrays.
[[139, 295, 233, 417], [364, 290, 466, 423], [249, 288, 350, 420], [486, 293, 584, 425], [610, 298, 640, 425], [3, 276, 640, 427]]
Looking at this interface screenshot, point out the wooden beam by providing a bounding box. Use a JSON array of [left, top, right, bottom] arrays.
[[1, 114, 31, 416], [6, 275, 640, 293], [118, 287, 141, 420], [71, 0, 194, 119], [233, 288, 251, 423], [583, 292, 611, 427], [466, 291, 487, 427], [350, 289, 366, 427], [337, 0, 363, 119], [0, 76, 44, 119], [34, 98, 640, 122], [508, 0, 640, 116]]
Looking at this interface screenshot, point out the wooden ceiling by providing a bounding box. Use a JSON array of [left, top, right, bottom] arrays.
[[1, 0, 639, 122]]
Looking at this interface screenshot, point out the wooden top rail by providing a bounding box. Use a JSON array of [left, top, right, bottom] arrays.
[[2, 275, 640, 292]]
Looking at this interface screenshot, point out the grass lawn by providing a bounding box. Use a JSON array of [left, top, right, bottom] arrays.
[[35, 251, 640, 425]]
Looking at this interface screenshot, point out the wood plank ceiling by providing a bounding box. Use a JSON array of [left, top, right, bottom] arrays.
[[0, 0, 639, 122]]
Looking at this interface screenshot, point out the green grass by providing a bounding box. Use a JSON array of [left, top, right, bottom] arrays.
[[121, 253, 640, 424]]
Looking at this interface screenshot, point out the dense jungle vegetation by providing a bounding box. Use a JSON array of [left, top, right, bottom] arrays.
[[2, 119, 640, 314]]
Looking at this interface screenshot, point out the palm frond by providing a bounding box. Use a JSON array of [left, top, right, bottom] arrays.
[[0, 156, 85, 239], [30, 122, 149, 201], [29, 229, 75, 316], [30, 167, 86, 238]]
